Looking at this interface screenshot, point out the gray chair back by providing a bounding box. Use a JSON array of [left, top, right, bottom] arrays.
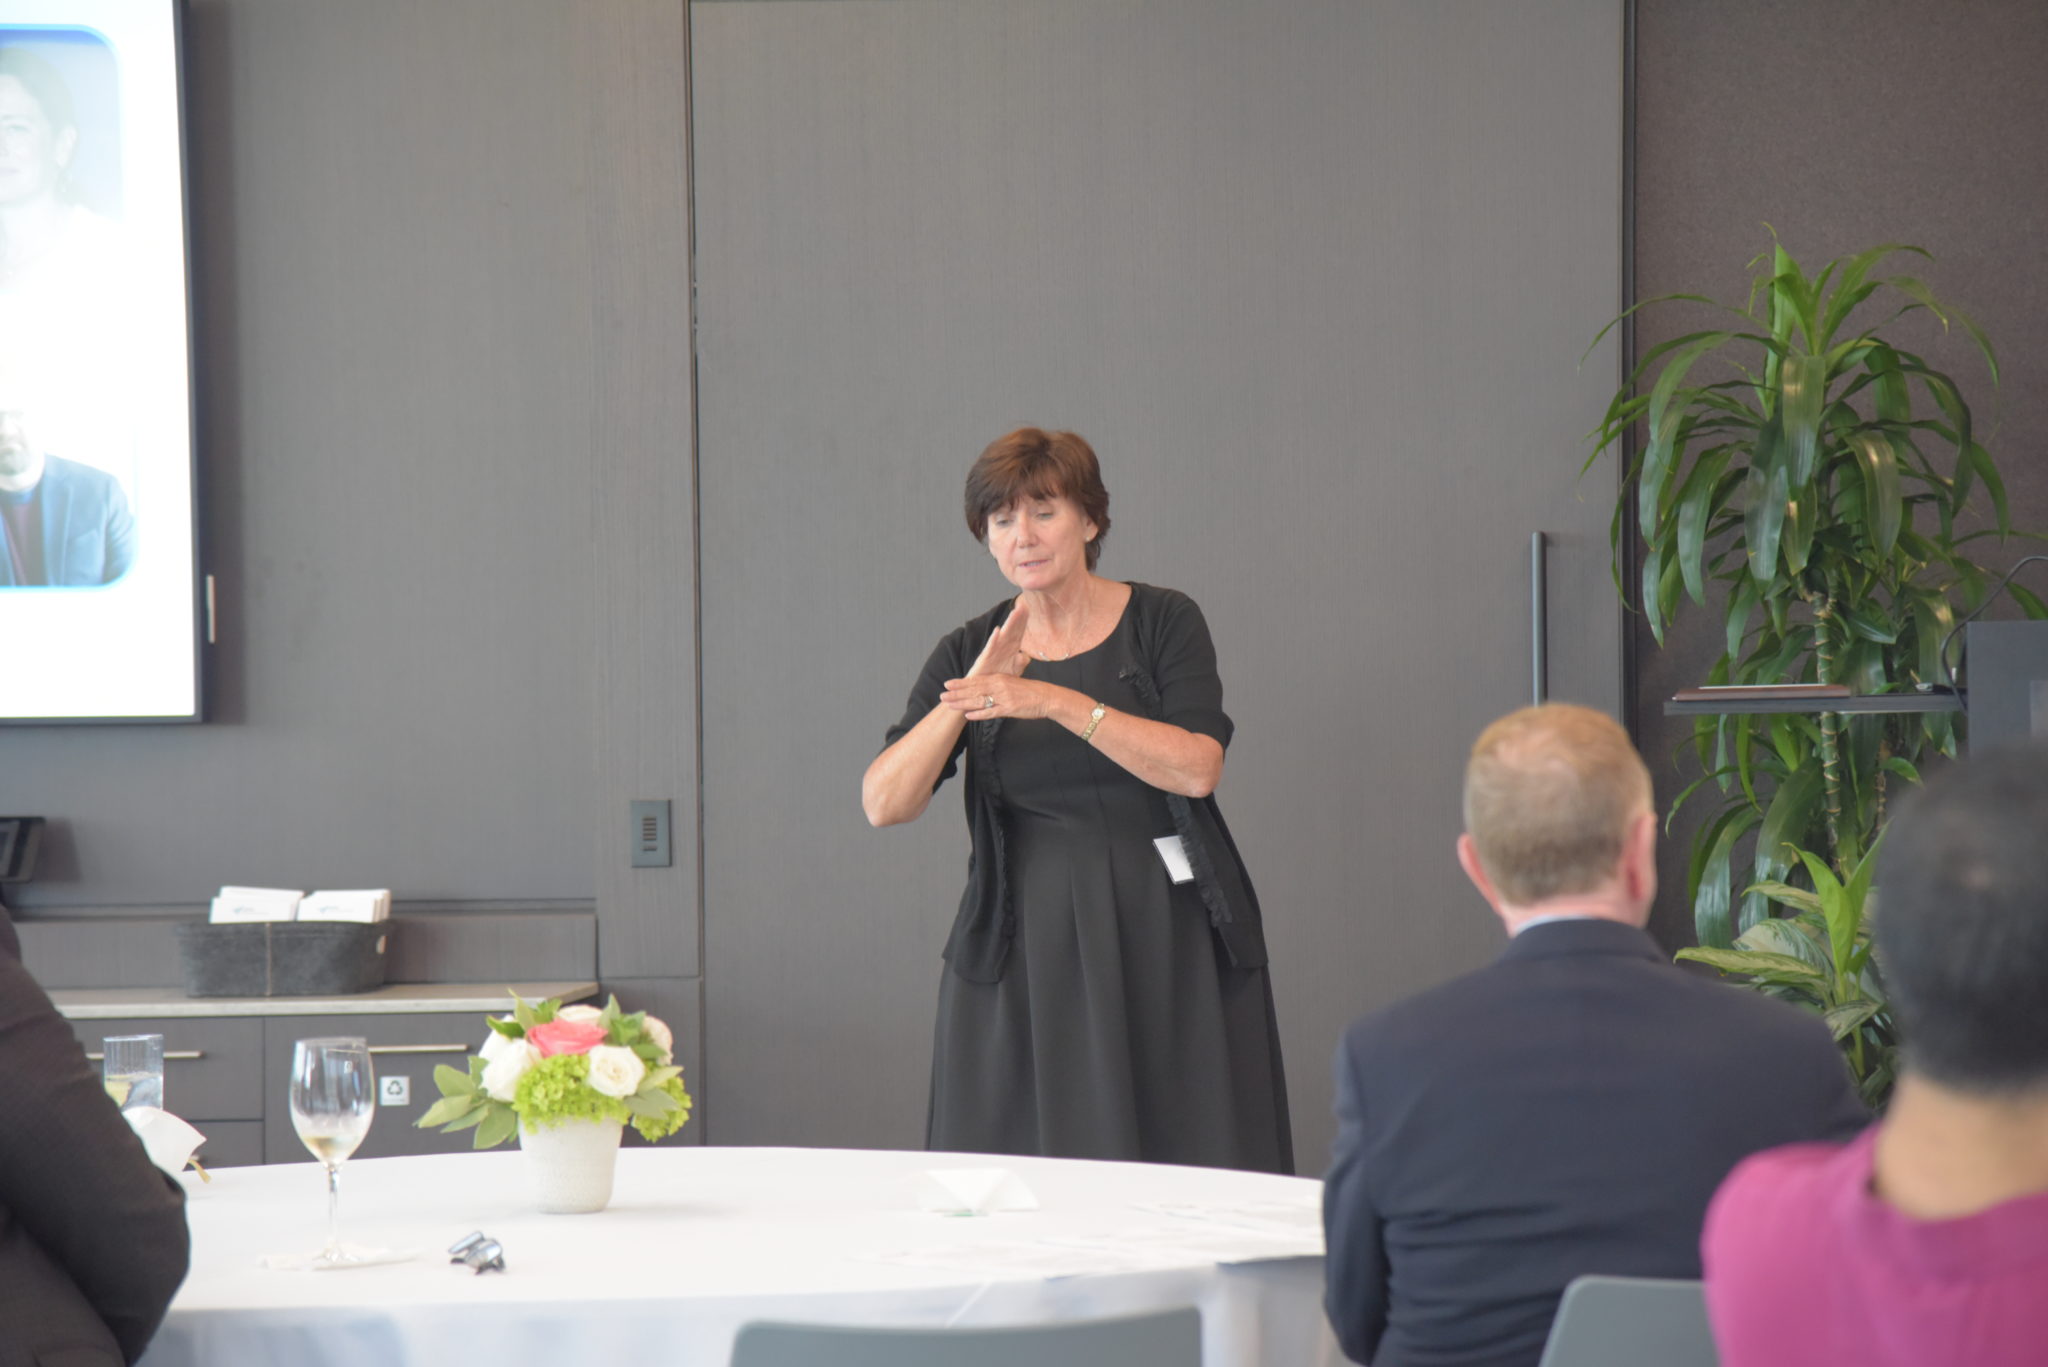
[[730, 1307, 1201, 1367], [1536, 1275, 1718, 1367]]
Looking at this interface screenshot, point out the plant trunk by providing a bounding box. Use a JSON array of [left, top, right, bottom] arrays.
[[1875, 737, 1891, 831], [1809, 596, 1850, 876]]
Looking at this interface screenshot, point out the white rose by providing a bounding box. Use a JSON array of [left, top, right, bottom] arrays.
[[478, 1020, 519, 1063], [585, 1045, 646, 1099], [641, 1014, 674, 1064], [556, 1004, 605, 1025], [481, 1040, 540, 1102]]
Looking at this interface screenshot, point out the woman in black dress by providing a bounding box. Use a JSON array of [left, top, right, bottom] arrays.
[[862, 428, 1291, 1174]]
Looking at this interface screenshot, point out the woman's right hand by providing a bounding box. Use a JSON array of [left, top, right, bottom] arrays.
[[967, 600, 1031, 678], [863, 601, 1032, 828]]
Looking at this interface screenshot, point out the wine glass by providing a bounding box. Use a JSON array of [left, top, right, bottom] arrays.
[[288, 1036, 375, 1267]]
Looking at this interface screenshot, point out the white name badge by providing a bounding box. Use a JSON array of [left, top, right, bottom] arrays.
[[1153, 835, 1195, 885]]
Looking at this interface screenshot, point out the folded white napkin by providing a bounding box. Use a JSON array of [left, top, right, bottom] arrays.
[[296, 889, 392, 923], [210, 886, 305, 923], [123, 1106, 206, 1178], [261, 1245, 422, 1272], [916, 1167, 1039, 1216]]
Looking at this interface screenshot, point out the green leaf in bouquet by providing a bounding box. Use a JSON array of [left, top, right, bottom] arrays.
[[474, 1105, 519, 1150], [435, 1063, 478, 1096], [511, 993, 541, 1031], [486, 1016, 524, 1040], [625, 1090, 679, 1119], [640, 1065, 684, 1089], [416, 1093, 483, 1129], [443, 1105, 493, 1132], [415, 1090, 479, 1131]]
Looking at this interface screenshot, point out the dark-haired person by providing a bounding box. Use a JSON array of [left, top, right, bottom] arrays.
[[0, 399, 134, 587], [0, 905, 190, 1366], [1323, 704, 1866, 1367], [863, 428, 1290, 1173], [1703, 744, 2048, 1366]]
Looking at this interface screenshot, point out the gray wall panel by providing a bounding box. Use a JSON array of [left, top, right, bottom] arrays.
[[583, 1, 701, 982], [694, 0, 1622, 1167], [0, 0, 599, 909]]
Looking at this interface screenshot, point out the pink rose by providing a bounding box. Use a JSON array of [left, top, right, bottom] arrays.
[[526, 1017, 608, 1058]]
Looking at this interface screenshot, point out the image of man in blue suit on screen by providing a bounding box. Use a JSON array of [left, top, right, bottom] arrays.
[[0, 400, 134, 587]]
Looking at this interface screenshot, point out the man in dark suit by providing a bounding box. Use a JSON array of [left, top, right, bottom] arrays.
[[1322, 703, 1866, 1367], [0, 906, 189, 1366], [0, 402, 136, 587]]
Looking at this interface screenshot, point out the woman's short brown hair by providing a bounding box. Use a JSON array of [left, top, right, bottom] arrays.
[[964, 428, 1111, 570]]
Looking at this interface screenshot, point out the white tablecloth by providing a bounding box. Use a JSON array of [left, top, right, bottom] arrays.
[[140, 1146, 1341, 1367]]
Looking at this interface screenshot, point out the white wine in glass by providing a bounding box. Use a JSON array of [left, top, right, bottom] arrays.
[[288, 1037, 375, 1267]]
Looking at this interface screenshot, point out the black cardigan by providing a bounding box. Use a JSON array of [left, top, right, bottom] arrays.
[[919, 582, 1269, 983]]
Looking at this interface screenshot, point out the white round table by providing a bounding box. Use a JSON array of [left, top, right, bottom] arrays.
[[140, 1146, 1340, 1367]]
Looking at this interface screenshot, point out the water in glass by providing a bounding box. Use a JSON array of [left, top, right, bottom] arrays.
[[101, 1034, 164, 1113]]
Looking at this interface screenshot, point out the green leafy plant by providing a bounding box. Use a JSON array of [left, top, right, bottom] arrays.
[[417, 992, 691, 1148], [1677, 836, 1895, 1107], [1587, 237, 2038, 950]]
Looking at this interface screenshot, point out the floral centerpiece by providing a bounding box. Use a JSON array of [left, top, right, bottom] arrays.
[[417, 993, 691, 1148]]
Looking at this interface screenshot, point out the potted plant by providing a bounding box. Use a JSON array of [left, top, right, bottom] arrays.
[[1588, 238, 2035, 934], [1676, 837, 1895, 1107], [419, 993, 691, 1212], [1587, 237, 2038, 1102]]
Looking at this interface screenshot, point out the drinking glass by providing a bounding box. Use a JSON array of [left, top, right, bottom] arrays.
[[102, 1034, 165, 1112], [288, 1036, 375, 1267]]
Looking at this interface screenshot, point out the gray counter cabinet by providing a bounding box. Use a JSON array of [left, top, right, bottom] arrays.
[[60, 982, 596, 1167], [70, 1016, 268, 1168]]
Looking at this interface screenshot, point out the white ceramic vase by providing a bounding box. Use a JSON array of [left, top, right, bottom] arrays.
[[519, 1118, 623, 1213]]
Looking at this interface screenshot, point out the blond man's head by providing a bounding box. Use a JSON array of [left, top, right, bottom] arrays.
[[1462, 704, 1653, 908]]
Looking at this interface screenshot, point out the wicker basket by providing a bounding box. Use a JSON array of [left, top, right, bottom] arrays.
[[174, 921, 389, 997]]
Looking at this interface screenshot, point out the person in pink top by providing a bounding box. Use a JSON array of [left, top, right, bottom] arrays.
[[1702, 743, 2048, 1367]]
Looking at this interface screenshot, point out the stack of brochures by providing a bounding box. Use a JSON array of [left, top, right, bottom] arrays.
[[208, 886, 391, 923]]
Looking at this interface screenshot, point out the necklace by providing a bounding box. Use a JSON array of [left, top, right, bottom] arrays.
[[1027, 585, 1093, 661]]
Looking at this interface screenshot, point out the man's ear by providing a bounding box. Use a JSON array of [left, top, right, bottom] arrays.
[[1457, 833, 1513, 930], [1621, 809, 1659, 909]]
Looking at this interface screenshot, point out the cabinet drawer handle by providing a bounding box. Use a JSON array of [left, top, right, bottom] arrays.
[[85, 1050, 206, 1062], [367, 1044, 469, 1055]]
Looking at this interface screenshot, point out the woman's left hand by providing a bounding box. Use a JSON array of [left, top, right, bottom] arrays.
[[941, 673, 1059, 721]]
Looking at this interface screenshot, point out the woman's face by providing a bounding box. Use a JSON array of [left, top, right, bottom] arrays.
[[986, 493, 1097, 593], [0, 75, 75, 210]]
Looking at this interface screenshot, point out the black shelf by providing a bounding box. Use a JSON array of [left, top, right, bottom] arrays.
[[1664, 694, 1963, 718]]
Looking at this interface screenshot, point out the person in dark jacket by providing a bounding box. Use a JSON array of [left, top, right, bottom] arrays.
[[0, 907, 189, 1366], [1322, 703, 1867, 1367]]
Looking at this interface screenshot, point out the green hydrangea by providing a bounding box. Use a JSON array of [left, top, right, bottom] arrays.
[[629, 1075, 692, 1144], [514, 1055, 632, 1129]]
